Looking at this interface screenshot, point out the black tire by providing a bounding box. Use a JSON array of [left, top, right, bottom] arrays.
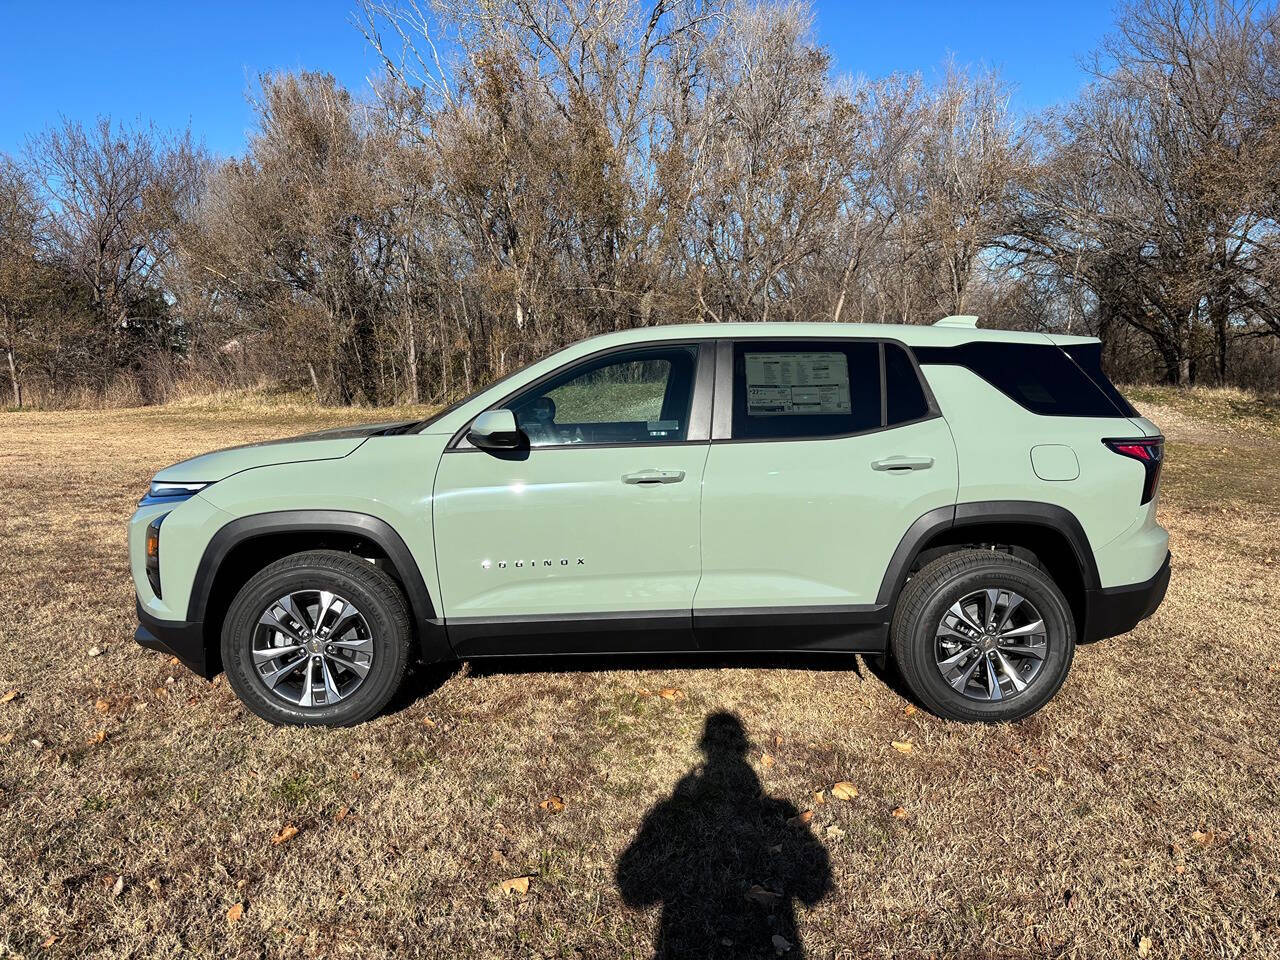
[[890, 549, 1076, 722], [221, 550, 412, 727]]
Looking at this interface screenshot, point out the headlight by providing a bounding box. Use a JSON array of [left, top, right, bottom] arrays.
[[140, 481, 211, 506], [145, 514, 165, 598]]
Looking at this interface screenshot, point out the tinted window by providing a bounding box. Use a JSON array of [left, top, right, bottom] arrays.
[[912, 342, 1129, 418], [1062, 342, 1140, 417], [732, 341, 880, 440], [884, 342, 930, 425], [506, 345, 698, 446]]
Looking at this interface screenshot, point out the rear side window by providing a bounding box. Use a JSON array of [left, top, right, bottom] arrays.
[[731, 340, 920, 440], [912, 342, 1130, 418], [884, 343, 930, 425], [1062, 342, 1140, 417]]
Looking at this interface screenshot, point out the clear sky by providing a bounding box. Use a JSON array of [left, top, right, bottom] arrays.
[[0, 0, 1119, 158]]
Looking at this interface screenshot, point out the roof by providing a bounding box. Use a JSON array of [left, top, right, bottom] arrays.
[[569, 321, 1098, 351]]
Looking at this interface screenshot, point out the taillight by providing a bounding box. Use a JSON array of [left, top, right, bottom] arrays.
[[1103, 436, 1164, 505]]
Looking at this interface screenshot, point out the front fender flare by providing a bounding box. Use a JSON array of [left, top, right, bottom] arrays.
[[188, 509, 452, 662]]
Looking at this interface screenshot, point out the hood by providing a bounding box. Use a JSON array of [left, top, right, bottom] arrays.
[[152, 420, 414, 484]]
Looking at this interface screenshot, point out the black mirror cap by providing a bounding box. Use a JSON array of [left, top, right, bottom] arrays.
[[468, 426, 523, 449]]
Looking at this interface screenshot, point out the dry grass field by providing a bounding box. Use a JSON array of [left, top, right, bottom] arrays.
[[2, 387, 1279, 959]]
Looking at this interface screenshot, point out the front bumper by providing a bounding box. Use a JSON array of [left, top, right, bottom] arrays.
[[135, 596, 212, 678], [1082, 551, 1171, 643]]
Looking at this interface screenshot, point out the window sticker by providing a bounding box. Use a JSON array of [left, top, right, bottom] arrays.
[[744, 352, 852, 416]]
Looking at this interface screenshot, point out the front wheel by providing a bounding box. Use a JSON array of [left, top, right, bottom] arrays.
[[222, 550, 413, 727], [890, 549, 1076, 722]]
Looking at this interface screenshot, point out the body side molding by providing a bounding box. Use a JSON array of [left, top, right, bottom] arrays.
[[188, 510, 451, 661]]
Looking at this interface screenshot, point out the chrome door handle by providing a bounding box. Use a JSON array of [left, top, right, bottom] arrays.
[[622, 469, 686, 484], [871, 456, 934, 472]]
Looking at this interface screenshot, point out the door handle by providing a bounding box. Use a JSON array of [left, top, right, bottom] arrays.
[[871, 456, 934, 472], [622, 469, 686, 484]]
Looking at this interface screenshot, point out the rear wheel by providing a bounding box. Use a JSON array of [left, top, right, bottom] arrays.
[[890, 549, 1075, 722], [222, 550, 412, 727]]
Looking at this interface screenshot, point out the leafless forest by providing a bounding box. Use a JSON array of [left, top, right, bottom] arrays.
[[1, 0, 1278, 409]]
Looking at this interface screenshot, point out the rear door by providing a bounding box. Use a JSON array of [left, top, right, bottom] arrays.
[[432, 342, 713, 655], [694, 338, 958, 650]]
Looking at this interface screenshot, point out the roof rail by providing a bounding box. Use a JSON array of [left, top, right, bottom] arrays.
[[933, 315, 980, 328]]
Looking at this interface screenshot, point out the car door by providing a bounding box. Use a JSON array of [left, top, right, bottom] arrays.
[[433, 341, 714, 656], [694, 338, 958, 650]]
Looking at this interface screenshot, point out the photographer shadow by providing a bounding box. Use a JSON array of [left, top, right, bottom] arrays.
[[617, 712, 831, 959]]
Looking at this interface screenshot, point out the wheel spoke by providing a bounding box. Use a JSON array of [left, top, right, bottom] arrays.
[[948, 600, 983, 634], [324, 603, 361, 640], [319, 656, 342, 704], [938, 647, 975, 671], [253, 643, 301, 662], [994, 650, 1028, 692], [983, 589, 1003, 628], [259, 604, 306, 643], [995, 593, 1025, 632], [999, 641, 1047, 661], [297, 656, 317, 707], [984, 654, 1003, 701], [999, 619, 1044, 639], [947, 654, 983, 693], [259, 652, 306, 690]]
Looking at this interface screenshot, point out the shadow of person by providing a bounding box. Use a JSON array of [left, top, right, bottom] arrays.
[[617, 712, 831, 959]]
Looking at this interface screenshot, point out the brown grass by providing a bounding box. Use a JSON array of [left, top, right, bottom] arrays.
[[2, 395, 1279, 959]]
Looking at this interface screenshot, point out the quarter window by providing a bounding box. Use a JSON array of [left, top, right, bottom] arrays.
[[505, 345, 699, 447], [731, 341, 881, 440], [884, 342, 931, 425]]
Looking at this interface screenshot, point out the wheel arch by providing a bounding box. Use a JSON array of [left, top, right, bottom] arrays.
[[190, 511, 451, 671], [878, 501, 1099, 640]]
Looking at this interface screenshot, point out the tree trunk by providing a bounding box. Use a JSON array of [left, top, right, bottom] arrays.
[[406, 313, 419, 404], [6, 347, 19, 408]]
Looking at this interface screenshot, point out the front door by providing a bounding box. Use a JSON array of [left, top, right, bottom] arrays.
[[695, 338, 959, 650], [433, 342, 712, 656]]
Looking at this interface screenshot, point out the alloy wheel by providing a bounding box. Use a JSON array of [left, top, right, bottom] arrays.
[[251, 590, 375, 707], [934, 587, 1048, 702]]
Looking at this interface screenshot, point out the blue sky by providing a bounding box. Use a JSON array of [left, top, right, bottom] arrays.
[[0, 0, 1118, 158]]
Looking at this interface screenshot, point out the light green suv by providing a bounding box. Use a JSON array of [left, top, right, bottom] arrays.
[[130, 319, 1170, 725]]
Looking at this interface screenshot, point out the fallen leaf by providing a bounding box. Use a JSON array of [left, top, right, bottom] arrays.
[[825, 825, 845, 839], [890, 806, 908, 819], [773, 735, 784, 747], [94, 699, 110, 714], [634, 688, 653, 697], [0, 690, 18, 704], [111, 875, 124, 898], [87, 729, 106, 746], [657, 687, 684, 701], [891, 740, 913, 754], [169, 656, 181, 666], [761, 752, 775, 769], [226, 902, 244, 924], [351, 770, 360, 781], [271, 825, 299, 846], [772, 933, 793, 954], [788, 810, 813, 826], [745, 884, 781, 906], [420, 715, 437, 727], [0, 733, 12, 745], [1191, 829, 1214, 847], [903, 704, 917, 717], [812, 790, 826, 805], [1138, 935, 1153, 957], [831, 781, 859, 801], [88, 646, 103, 658], [1174, 864, 1186, 875], [538, 796, 565, 813], [489, 849, 507, 864], [333, 805, 350, 824], [500, 875, 531, 896], [41, 936, 58, 948]]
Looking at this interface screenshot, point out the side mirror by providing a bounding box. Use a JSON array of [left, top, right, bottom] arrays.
[[467, 409, 524, 450]]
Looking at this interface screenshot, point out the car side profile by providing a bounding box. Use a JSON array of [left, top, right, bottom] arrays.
[[130, 318, 1170, 726]]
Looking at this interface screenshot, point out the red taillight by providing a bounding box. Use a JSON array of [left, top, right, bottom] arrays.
[[1103, 437, 1164, 505]]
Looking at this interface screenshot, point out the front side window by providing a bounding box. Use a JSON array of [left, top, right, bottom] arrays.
[[731, 341, 881, 440], [505, 345, 699, 447]]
